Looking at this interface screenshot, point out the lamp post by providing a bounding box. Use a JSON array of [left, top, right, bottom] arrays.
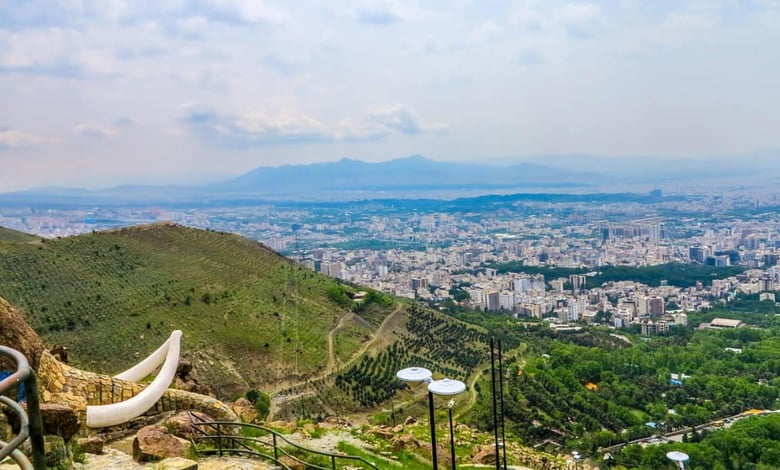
[[429, 379, 466, 470], [397, 368, 466, 470], [666, 451, 689, 469], [572, 451, 581, 470], [397, 367, 437, 469]]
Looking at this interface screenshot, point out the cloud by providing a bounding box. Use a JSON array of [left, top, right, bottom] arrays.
[[424, 20, 503, 54], [0, 27, 116, 77], [196, 0, 288, 25], [365, 104, 425, 135], [352, 0, 419, 25], [261, 53, 299, 74], [114, 117, 136, 127], [73, 124, 114, 139], [0, 128, 50, 149], [181, 102, 446, 146], [556, 3, 605, 37], [0, 0, 85, 30], [619, 11, 717, 55], [517, 49, 544, 65]]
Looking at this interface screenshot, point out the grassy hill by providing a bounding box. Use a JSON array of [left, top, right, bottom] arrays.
[[0, 226, 39, 243], [0, 222, 514, 426], [0, 222, 389, 397]]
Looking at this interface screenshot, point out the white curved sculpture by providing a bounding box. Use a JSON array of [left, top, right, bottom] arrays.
[[86, 330, 182, 428]]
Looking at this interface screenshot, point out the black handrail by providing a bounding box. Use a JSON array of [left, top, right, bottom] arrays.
[[188, 412, 381, 470], [0, 346, 45, 470]]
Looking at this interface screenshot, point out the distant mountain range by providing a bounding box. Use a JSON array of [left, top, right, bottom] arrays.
[[0, 154, 776, 206], [0, 156, 601, 206], [216, 155, 600, 194]]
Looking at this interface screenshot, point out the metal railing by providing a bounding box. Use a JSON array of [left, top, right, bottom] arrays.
[[0, 346, 45, 470], [189, 412, 380, 470]]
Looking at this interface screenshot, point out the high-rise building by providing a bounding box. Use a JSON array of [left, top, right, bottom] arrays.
[[569, 274, 586, 292], [647, 297, 665, 316], [486, 291, 500, 311]]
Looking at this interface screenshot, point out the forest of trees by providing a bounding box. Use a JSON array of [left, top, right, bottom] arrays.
[[482, 262, 746, 288], [459, 317, 780, 465]]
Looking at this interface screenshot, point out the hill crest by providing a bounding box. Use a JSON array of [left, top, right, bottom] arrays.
[[0, 223, 384, 398]]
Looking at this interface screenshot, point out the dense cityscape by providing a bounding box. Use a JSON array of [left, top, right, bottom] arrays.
[[3, 189, 780, 337]]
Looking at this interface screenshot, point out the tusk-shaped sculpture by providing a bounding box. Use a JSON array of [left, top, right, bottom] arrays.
[[113, 331, 179, 382], [86, 330, 182, 428]]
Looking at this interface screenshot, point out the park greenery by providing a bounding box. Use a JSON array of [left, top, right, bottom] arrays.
[[482, 261, 746, 288], [616, 413, 780, 469]]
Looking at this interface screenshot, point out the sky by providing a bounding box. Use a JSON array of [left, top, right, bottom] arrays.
[[0, 0, 779, 191]]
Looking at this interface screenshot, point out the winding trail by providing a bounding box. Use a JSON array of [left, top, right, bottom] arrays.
[[326, 312, 356, 371], [269, 303, 405, 420]]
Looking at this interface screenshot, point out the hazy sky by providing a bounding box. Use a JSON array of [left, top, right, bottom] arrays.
[[1, 0, 778, 191]]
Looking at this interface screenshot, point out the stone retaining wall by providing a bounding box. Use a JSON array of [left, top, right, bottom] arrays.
[[37, 351, 237, 428]]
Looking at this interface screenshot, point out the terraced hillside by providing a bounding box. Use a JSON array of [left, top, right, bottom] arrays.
[[0, 223, 388, 397]]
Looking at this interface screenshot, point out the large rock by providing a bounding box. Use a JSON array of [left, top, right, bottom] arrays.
[[40, 403, 81, 442], [390, 433, 421, 451], [165, 411, 218, 440], [132, 424, 190, 462], [278, 455, 306, 470], [0, 296, 44, 371], [471, 444, 499, 465], [75, 436, 104, 455], [157, 457, 199, 470], [231, 397, 259, 423], [3, 402, 80, 442]]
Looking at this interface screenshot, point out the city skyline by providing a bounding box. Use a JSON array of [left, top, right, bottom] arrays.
[[1, 0, 779, 192]]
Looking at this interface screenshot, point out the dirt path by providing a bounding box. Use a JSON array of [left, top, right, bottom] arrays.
[[326, 312, 356, 371], [348, 303, 405, 364], [456, 344, 527, 420], [269, 303, 405, 420]]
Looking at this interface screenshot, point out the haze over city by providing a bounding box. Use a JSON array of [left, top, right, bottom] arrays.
[[1, 0, 779, 192]]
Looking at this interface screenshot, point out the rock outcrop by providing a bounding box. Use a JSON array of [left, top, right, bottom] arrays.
[[0, 296, 44, 371], [132, 424, 190, 462]]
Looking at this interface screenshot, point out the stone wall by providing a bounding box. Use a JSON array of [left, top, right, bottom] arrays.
[[36, 351, 237, 428]]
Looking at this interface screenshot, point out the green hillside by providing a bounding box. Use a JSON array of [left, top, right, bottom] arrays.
[[0, 226, 39, 243], [0, 222, 386, 397]]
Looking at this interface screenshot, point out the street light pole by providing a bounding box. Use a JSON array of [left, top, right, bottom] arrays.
[[428, 388, 439, 470], [448, 399, 456, 470], [397, 367, 437, 469], [490, 338, 500, 470], [429, 379, 467, 470], [667, 451, 689, 469], [397, 368, 466, 470]]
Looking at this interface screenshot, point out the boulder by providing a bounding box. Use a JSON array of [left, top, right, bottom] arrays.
[[3, 402, 80, 442], [157, 457, 199, 470], [176, 359, 193, 379], [471, 444, 498, 465], [403, 416, 417, 425], [165, 411, 218, 440], [0, 296, 44, 370], [40, 403, 80, 442], [369, 427, 394, 440], [390, 434, 421, 451], [278, 455, 306, 470], [231, 397, 258, 423], [132, 425, 190, 462], [76, 436, 104, 455], [267, 420, 296, 433]]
